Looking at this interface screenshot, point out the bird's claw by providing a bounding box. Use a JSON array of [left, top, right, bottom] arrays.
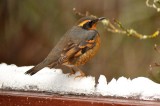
[[68, 72, 75, 77], [74, 72, 85, 79]]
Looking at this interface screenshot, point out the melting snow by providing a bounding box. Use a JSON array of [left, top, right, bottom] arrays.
[[0, 63, 160, 100]]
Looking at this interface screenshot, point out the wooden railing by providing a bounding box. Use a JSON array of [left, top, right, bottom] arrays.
[[0, 90, 160, 106]]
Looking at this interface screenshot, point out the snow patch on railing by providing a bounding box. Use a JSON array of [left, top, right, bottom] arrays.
[[0, 63, 160, 100]]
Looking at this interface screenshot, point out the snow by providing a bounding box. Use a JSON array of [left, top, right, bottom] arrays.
[[0, 63, 95, 94], [0, 63, 160, 100], [96, 75, 160, 100]]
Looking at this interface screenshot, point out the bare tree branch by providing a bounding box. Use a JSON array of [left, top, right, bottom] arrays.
[[102, 19, 159, 39], [146, 0, 160, 12]]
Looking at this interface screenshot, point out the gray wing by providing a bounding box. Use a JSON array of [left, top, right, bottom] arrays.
[[43, 26, 98, 65]]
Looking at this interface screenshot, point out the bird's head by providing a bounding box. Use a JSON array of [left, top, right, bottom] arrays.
[[76, 16, 105, 30]]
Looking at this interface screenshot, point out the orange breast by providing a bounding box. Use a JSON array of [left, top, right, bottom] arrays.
[[74, 35, 100, 66]]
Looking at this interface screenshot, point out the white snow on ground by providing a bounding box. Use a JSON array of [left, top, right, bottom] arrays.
[[0, 63, 160, 100]]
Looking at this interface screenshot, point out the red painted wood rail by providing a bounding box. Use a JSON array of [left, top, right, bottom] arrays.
[[0, 90, 160, 106]]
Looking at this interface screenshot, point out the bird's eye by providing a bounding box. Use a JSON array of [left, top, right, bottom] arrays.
[[82, 21, 93, 29]]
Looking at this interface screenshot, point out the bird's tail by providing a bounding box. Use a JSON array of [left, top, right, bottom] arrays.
[[25, 62, 46, 75], [25, 60, 56, 75]]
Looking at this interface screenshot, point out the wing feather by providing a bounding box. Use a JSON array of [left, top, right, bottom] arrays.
[[58, 29, 98, 65], [44, 26, 98, 65]]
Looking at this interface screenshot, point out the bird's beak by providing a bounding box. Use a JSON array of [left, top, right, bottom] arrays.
[[92, 17, 106, 24], [98, 17, 106, 21]]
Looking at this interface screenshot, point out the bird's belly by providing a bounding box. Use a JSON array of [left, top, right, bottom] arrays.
[[74, 37, 100, 66]]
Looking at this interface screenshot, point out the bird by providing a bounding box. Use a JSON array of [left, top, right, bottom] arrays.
[[25, 16, 105, 78]]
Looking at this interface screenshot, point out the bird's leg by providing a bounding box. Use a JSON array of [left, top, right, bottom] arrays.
[[72, 66, 85, 78], [68, 67, 76, 76], [64, 64, 76, 76], [64, 65, 85, 78]]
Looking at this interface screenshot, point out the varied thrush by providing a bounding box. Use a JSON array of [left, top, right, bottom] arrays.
[[25, 16, 105, 77]]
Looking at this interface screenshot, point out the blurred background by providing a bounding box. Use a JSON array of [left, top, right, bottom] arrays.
[[0, 0, 160, 82]]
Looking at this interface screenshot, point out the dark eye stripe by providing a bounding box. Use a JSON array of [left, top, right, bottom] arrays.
[[83, 21, 92, 29]]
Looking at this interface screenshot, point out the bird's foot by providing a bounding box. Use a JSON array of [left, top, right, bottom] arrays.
[[68, 69, 76, 77], [74, 71, 86, 79], [68, 72, 75, 77]]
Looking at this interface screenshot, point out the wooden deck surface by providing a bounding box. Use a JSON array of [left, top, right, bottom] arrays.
[[0, 90, 160, 106]]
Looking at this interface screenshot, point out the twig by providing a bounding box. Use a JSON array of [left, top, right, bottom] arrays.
[[150, 44, 160, 70], [146, 0, 160, 12], [73, 8, 86, 17], [101, 19, 160, 39], [73, 8, 97, 18]]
